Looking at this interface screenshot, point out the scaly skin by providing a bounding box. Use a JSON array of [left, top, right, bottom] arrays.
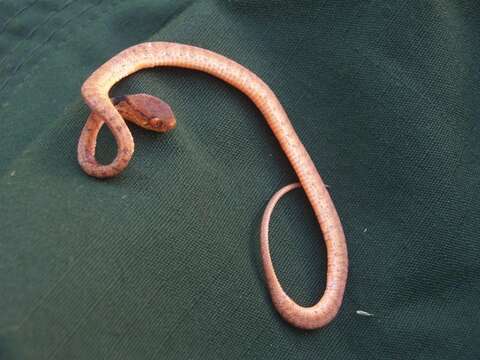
[[78, 42, 348, 329]]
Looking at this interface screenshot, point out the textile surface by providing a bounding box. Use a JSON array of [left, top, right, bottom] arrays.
[[1, 1, 479, 359]]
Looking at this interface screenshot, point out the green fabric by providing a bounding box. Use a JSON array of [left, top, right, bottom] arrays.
[[1, 0, 479, 358]]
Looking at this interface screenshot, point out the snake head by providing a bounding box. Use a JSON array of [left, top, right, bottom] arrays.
[[113, 93, 176, 133]]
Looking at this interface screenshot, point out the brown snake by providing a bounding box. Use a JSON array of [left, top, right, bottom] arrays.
[[78, 42, 348, 330]]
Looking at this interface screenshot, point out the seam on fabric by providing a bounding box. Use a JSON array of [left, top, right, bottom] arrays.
[[0, 0, 195, 99], [0, 1, 103, 95], [349, 1, 463, 119], [0, 1, 104, 94], [0, 0, 78, 71], [354, 46, 459, 119], [0, 0, 42, 34]]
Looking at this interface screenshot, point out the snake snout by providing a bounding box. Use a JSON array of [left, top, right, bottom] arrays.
[[149, 116, 176, 132]]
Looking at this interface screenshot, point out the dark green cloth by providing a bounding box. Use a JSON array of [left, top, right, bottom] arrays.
[[1, 0, 479, 358]]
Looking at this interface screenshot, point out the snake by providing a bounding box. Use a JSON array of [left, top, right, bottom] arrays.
[[78, 42, 348, 330]]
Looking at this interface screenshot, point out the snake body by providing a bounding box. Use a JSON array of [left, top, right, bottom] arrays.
[[78, 42, 348, 329]]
